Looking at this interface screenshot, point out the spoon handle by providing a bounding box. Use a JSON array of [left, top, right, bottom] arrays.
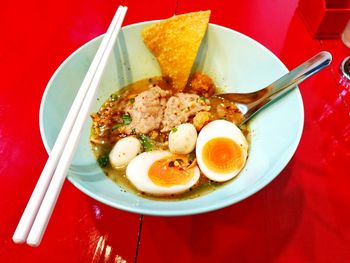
[[269, 51, 332, 97], [242, 51, 332, 124]]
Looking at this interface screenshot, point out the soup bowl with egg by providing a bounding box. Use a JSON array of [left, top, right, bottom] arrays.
[[40, 18, 303, 215]]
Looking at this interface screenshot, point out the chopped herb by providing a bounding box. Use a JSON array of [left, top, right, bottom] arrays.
[[171, 127, 178, 133], [97, 154, 109, 168], [138, 134, 154, 151], [122, 114, 132, 125], [199, 96, 206, 101], [129, 98, 135, 104], [112, 114, 132, 131], [131, 128, 136, 134], [112, 123, 124, 130], [175, 159, 184, 164], [110, 94, 118, 102], [188, 151, 196, 161]]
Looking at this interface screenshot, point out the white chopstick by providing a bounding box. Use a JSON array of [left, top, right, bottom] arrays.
[[13, 5, 128, 246]]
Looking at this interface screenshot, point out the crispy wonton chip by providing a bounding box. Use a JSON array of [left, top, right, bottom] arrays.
[[142, 10, 211, 91]]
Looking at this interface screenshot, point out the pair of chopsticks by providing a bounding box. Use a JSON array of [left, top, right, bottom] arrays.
[[12, 5, 128, 247]]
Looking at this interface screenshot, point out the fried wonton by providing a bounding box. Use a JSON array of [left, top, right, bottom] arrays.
[[142, 10, 211, 91]]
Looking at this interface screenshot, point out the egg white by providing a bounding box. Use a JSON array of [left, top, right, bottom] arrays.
[[126, 151, 200, 195], [196, 120, 248, 182]]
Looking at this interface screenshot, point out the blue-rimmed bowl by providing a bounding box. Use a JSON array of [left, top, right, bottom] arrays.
[[40, 21, 304, 216]]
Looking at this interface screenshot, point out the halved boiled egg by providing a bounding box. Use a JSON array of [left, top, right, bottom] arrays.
[[196, 120, 248, 182], [126, 151, 200, 195]]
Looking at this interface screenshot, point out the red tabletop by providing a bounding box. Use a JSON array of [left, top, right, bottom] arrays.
[[1, 0, 350, 262]]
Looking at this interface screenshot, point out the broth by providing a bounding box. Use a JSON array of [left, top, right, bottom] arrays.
[[90, 75, 249, 200]]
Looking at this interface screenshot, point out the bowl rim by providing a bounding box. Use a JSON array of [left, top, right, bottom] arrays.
[[39, 20, 304, 216]]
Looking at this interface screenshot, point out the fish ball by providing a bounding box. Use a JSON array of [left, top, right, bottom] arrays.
[[109, 136, 142, 168], [169, 123, 197, 154]]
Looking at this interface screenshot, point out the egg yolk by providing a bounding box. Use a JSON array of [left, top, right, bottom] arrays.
[[148, 156, 194, 187], [202, 137, 245, 173]]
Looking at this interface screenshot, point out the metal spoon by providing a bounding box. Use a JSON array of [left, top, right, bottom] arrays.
[[215, 51, 332, 125]]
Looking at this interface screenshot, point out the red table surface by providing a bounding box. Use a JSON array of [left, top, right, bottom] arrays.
[[1, 0, 350, 262]]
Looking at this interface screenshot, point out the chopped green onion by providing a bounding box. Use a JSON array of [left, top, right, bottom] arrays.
[[110, 94, 118, 102], [199, 96, 206, 101], [171, 127, 178, 133], [97, 154, 109, 168], [112, 123, 124, 130], [131, 128, 136, 134], [175, 159, 184, 164], [129, 98, 135, 104], [138, 134, 154, 152], [188, 151, 196, 161], [122, 114, 132, 125], [112, 114, 132, 130]]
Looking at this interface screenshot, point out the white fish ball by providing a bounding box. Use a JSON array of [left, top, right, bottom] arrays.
[[109, 136, 142, 168], [169, 123, 197, 154]]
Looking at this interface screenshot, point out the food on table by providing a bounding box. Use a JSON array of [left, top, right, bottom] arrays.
[[190, 73, 216, 97], [161, 92, 210, 132], [142, 10, 211, 91], [168, 123, 197, 154], [126, 151, 200, 195], [193, 111, 211, 131], [109, 136, 142, 168], [124, 86, 169, 134], [91, 74, 248, 198], [90, 11, 249, 199], [196, 120, 248, 182]]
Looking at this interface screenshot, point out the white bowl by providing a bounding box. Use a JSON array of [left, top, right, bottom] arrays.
[[40, 21, 304, 216]]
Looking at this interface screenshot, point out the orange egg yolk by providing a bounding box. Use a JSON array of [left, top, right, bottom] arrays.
[[202, 137, 244, 173], [148, 156, 194, 187]]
